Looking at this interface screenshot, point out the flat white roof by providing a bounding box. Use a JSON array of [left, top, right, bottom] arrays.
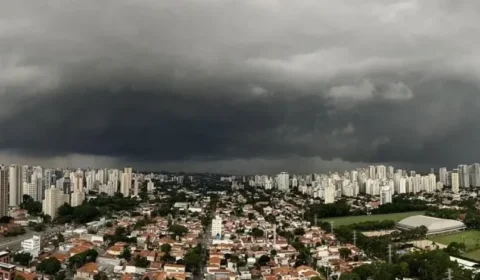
[[0, 262, 15, 269]]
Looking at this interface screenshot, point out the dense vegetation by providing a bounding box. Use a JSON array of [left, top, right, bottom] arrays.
[[55, 193, 138, 224], [342, 250, 480, 280]]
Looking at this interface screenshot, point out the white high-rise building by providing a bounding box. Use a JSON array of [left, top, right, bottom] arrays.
[[121, 167, 132, 197], [100, 181, 116, 197], [22, 165, 30, 184], [23, 182, 37, 201], [42, 186, 69, 218], [276, 172, 290, 192], [350, 170, 358, 183], [147, 180, 154, 192], [71, 191, 85, 207], [436, 181, 444, 191], [387, 166, 394, 179], [21, 235, 41, 257], [31, 167, 43, 201], [451, 172, 459, 194], [380, 185, 393, 205], [86, 170, 96, 191], [368, 166, 376, 179], [107, 169, 119, 193], [324, 182, 336, 204], [439, 167, 448, 186], [133, 179, 139, 197], [376, 165, 386, 179], [459, 165, 470, 188], [398, 177, 407, 194], [291, 177, 298, 188], [212, 215, 223, 238], [71, 172, 84, 193], [43, 169, 52, 192], [470, 163, 480, 187], [9, 164, 23, 207]]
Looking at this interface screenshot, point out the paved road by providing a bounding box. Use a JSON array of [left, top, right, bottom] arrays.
[[194, 223, 212, 280], [0, 226, 65, 251]]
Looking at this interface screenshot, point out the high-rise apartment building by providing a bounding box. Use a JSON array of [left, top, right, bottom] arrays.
[[212, 215, 223, 238], [387, 166, 394, 179], [470, 163, 480, 187], [9, 164, 23, 207], [439, 167, 448, 186], [0, 166, 8, 217], [368, 166, 376, 179], [71, 191, 85, 207], [42, 186, 69, 218], [23, 182, 37, 201], [121, 167, 132, 197], [324, 182, 336, 204], [376, 165, 386, 179], [451, 172, 459, 194], [380, 185, 393, 205], [71, 172, 84, 193], [276, 172, 290, 192], [458, 165, 470, 188]]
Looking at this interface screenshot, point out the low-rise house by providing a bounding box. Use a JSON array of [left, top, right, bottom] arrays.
[[75, 262, 98, 280]]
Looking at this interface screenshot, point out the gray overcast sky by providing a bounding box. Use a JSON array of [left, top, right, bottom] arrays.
[[0, 0, 479, 173]]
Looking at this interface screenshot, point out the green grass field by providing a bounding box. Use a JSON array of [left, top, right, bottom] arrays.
[[429, 230, 480, 250], [321, 211, 424, 226], [429, 231, 480, 261], [463, 249, 480, 260]]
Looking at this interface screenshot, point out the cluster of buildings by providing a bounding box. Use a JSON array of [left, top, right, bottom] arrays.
[[203, 190, 369, 280], [245, 163, 480, 205], [0, 165, 136, 217]]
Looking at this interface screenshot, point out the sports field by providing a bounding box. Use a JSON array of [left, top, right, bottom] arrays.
[[429, 230, 480, 250], [429, 230, 480, 261], [321, 211, 424, 226]]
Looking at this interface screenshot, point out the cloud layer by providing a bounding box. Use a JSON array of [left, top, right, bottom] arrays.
[[1, 0, 480, 172]]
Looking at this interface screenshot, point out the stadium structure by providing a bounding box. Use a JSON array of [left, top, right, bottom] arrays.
[[396, 215, 466, 236]]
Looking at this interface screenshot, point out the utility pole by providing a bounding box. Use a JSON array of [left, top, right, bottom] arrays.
[[388, 244, 392, 264], [353, 230, 357, 247], [330, 221, 334, 235], [447, 268, 452, 280], [314, 214, 318, 227]]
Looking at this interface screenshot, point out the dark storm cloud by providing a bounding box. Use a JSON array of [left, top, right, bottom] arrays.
[[1, 0, 480, 172]]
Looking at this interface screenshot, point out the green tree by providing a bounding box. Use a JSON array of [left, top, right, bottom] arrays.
[[257, 255, 270, 266], [184, 251, 202, 266], [294, 228, 305, 236], [33, 223, 46, 232], [68, 249, 99, 269], [168, 224, 188, 239], [251, 228, 264, 238], [339, 248, 352, 260], [13, 252, 33, 266], [134, 256, 150, 268], [119, 247, 132, 261], [37, 258, 61, 275], [161, 244, 172, 254], [57, 233, 65, 243], [339, 273, 361, 280], [0, 216, 13, 223]]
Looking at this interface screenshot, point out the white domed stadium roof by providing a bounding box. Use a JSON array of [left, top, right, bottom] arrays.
[[397, 215, 466, 235]]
